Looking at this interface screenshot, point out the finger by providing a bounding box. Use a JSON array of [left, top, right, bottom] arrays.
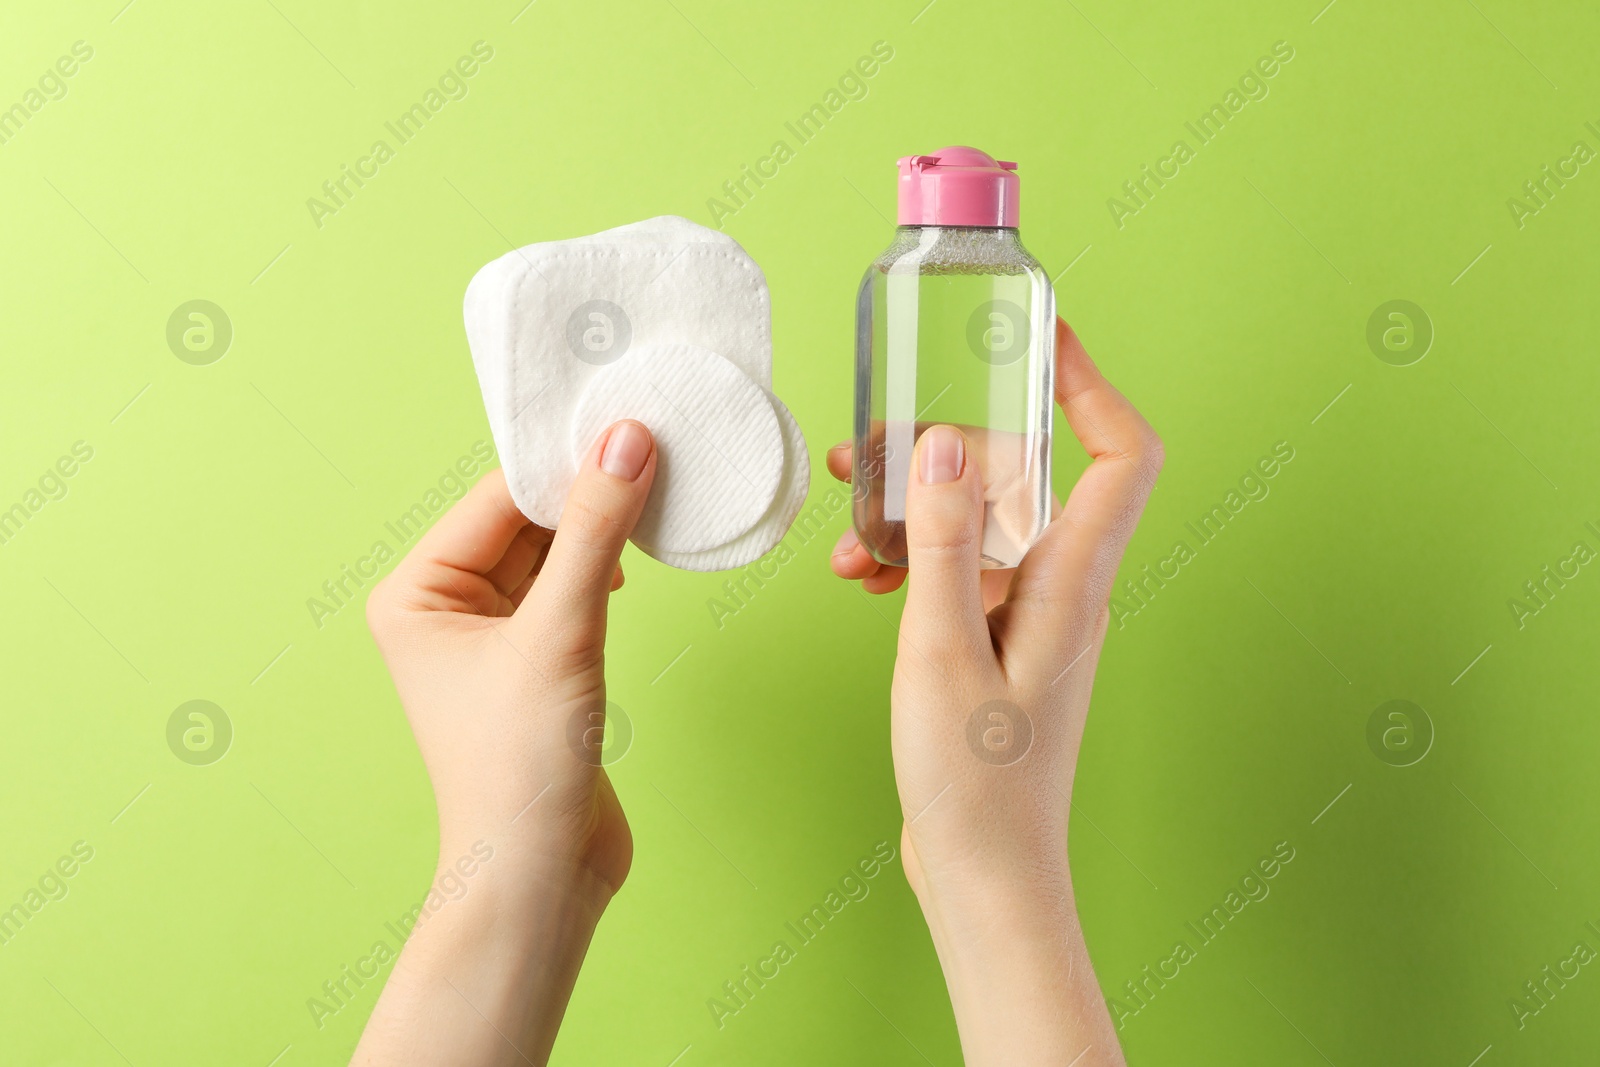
[[979, 568, 1013, 613], [382, 468, 533, 616], [1002, 319, 1163, 657], [864, 567, 907, 595], [826, 442, 852, 484], [510, 558, 619, 608], [1054, 319, 1162, 493], [901, 424, 991, 662], [831, 527, 911, 592], [523, 420, 656, 637], [484, 522, 554, 598], [831, 528, 882, 581], [508, 570, 537, 608]]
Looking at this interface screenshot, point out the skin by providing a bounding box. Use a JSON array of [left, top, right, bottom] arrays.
[[827, 317, 1161, 1065], [354, 420, 656, 1066], [351, 317, 1160, 1065]]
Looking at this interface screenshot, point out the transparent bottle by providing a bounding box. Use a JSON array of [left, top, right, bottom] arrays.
[[853, 146, 1055, 568]]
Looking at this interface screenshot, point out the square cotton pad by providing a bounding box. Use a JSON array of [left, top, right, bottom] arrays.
[[464, 216, 810, 572]]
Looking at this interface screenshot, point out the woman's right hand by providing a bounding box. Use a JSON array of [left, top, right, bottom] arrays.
[[827, 318, 1161, 1067]]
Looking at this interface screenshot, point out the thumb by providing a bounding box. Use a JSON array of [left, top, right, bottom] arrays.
[[902, 425, 991, 662], [525, 420, 656, 638]]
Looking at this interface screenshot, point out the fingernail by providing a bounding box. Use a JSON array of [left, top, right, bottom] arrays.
[[832, 529, 859, 558], [918, 425, 965, 485], [600, 421, 651, 481]]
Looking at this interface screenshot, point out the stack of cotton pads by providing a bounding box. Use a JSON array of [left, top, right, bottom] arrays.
[[464, 216, 809, 572]]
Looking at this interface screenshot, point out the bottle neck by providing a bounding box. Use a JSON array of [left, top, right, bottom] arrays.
[[879, 225, 1034, 275], [898, 225, 1019, 236], [895, 225, 1024, 253]]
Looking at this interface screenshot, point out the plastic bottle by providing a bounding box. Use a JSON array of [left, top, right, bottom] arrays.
[[852, 146, 1055, 568]]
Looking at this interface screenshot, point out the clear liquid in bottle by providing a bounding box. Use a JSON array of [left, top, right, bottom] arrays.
[[852, 149, 1055, 569]]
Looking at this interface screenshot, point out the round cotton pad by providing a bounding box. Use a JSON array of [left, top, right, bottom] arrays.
[[570, 342, 784, 554], [649, 391, 811, 572]]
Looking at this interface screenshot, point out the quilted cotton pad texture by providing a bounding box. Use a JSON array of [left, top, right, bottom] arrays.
[[464, 215, 809, 572], [465, 216, 773, 532], [570, 342, 783, 555], [651, 391, 810, 572]]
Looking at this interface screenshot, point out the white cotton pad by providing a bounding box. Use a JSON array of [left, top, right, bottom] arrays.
[[570, 343, 783, 555], [652, 392, 811, 571], [465, 216, 773, 532], [464, 215, 810, 572]]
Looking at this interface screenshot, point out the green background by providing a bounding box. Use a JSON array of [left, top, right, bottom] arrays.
[[3, 0, 1597, 1063]]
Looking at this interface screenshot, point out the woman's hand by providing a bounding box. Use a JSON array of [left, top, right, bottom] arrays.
[[354, 420, 656, 1067], [828, 318, 1162, 1067]]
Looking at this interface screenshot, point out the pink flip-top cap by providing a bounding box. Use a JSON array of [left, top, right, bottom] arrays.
[[896, 146, 1019, 228]]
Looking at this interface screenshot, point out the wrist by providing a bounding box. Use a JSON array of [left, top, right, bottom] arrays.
[[393, 844, 611, 999], [435, 777, 632, 908], [359, 840, 610, 1067], [906, 828, 1075, 935], [433, 832, 617, 919], [919, 886, 1113, 1067], [918, 875, 1080, 972]]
